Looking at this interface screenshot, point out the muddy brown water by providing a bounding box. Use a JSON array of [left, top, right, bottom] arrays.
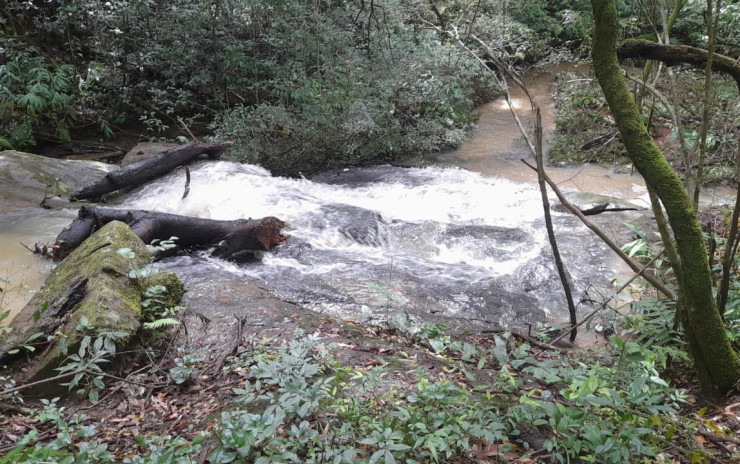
[[436, 68, 649, 199]]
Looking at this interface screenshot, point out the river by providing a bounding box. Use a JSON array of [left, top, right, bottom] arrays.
[[116, 68, 651, 327], [2, 66, 732, 328]]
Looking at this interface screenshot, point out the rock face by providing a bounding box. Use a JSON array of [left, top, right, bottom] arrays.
[[4, 221, 183, 383], [0, 150, 116, 213]]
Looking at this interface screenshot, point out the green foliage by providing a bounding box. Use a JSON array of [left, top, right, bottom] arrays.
[[620, 298, 689, 368], [509, 0, 593, 43], [118, 245, 183, 332], [39, 174, 68, 208], [201, 328, 692, 463], [0, 321, 707, 463], [116, 247, 158, 281], [209, 2, 494, 174], [146, 236, 179, 256], [124, 434, 206, 464], [0, 42, 78, 148], [140, 284, 182, 331], [3, 0, 502, 173], [56, 320, 129, 403], [670, 2, 740, 52], [0, 398, 113, 464], [169, 347, 200, 385], [549, 70, 629, 165]]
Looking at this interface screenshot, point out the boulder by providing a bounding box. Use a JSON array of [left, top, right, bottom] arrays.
[[0, 150, 116, 213]]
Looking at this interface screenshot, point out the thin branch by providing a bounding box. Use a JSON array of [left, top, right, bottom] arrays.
[[625, 74, 691, 162], [541, 250, 666, 351], [521, 159, 675, 299], [84, 369, 168, 389], [177, 117, 199, 143], [0, 371, 76, 397]]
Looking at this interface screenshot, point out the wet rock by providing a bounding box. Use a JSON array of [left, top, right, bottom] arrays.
[[309, 204, 388, 247], [0, 150, 116, 213], [160, 256, 323, 370]]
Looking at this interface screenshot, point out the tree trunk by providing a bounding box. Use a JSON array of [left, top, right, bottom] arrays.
[[70, 141, 233, 201], [591, 0, 740, 392], [46, 206, 288, 261]]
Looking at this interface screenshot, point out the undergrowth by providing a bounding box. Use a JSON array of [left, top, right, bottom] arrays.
[[2, 321, 723, 463]]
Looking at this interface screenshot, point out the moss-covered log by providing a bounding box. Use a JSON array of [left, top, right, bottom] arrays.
[[591, 0, 740, 392], [617, 39, 740, 90], [46, 206, 288, 260], [70, 141, 233, 201]]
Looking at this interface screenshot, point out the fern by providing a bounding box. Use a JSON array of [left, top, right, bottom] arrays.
[[143, 318, 180, 330]]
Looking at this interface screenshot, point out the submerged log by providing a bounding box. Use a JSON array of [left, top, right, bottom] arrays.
[[46, 206, 288, 260], [70, 141, 233, 201]]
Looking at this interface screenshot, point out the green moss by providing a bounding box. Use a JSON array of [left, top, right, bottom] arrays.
[[591, 0, 740, 391], [12, 221, 151, 383], [146, 272, 186, 307]]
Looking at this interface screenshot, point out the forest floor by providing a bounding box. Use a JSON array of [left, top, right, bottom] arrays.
[[2, 301, 740, 462]]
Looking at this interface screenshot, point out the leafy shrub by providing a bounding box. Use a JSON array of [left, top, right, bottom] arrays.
[[0, 42, 78, 148]]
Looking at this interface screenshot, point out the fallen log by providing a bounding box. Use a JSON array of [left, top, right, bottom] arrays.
[[617, 39, 740, 90], [70, 141, 233, 201], [45, 206, 288, 260]]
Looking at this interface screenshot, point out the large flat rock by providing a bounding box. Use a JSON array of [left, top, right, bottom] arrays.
[[0, 150, 116, 214]]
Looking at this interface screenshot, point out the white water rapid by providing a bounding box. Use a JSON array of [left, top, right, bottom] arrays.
[[119, 160, 623, 325]]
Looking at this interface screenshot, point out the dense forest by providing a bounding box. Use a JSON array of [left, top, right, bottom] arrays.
[[2, 1, 738, 173], [3, 1, 740, 463]]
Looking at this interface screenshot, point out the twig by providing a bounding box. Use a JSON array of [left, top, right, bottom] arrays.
[[211, 315, 247, 375], [177, 117, 199, 142], [182, 166, 191, 200], [0, 401, 34, 415], [0, 429, 55, 454], [83, 370, 167, 388], [538, 250, 666, 353], [80, 364, 154, 411], [0, 371, 77, 397], [482, 329, 560, 352]]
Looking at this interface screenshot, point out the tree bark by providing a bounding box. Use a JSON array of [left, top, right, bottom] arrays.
[[591, 0, 740, 392], [617, 39, 740, 90], [70, 141, 233, 201], [46, 206, 288, 261]]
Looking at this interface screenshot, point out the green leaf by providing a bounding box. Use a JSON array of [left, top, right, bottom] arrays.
[[117, 248, 136, 259], [429, 338, 447, 353]]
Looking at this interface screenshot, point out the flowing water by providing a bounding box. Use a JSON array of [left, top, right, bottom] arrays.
[[118, 67, 644, 326], [4, 67, 733, 327], [122, 161, 616, 325]]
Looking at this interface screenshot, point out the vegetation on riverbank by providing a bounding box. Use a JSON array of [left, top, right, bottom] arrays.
[[550, 68, 739, 184]]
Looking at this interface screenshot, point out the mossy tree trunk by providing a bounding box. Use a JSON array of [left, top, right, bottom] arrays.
[[590, 0, 740, 392]]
